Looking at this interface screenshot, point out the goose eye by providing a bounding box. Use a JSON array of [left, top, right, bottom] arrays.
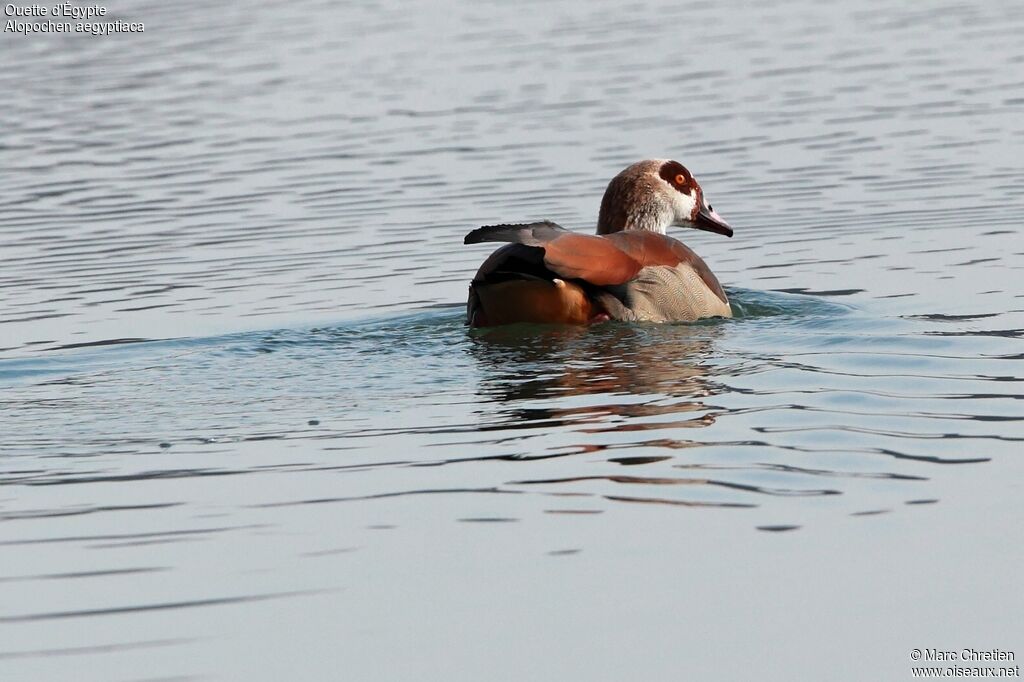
[[674, 173, 685, 186]]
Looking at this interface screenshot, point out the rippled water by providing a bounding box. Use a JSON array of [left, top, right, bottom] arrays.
[[3, 0, 1023, 680]]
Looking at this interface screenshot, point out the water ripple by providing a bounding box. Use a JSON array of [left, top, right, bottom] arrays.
[[2, 0, 1023, 678]]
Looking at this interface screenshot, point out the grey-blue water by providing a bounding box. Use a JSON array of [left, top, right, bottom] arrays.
[[2, 0, 1023, 680]]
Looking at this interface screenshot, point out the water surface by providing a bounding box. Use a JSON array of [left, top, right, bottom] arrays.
[[2, 0, 1023, 680]]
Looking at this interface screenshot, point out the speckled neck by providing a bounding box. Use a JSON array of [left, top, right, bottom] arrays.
[[596, 161, 674, 235]]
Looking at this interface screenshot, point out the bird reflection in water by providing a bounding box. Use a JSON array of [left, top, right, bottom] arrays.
[[464, 322, 847, 510], [466, 321, 725, 454]]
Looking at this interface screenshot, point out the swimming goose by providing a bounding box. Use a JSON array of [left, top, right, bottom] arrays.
[[464, 159, 733, 327]]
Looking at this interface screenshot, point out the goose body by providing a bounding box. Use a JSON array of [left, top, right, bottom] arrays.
[[464, 160, 733, 327]]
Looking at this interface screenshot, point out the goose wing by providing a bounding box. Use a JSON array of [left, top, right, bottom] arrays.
[[464, 221, 641, 286]]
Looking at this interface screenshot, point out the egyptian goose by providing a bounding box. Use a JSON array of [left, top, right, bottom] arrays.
[[464, 159, 733, 327]]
